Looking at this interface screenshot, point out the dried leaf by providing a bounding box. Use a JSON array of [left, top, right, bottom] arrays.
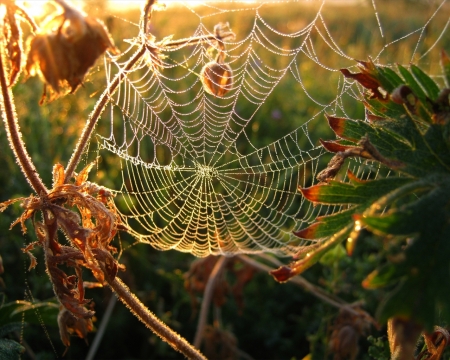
[[3, 6, 23, 86], [341, 68, 386, 100], [58, 307, 94, 348], [25, 1, 118, 101]]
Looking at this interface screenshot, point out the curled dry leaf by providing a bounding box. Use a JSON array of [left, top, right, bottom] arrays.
[[58, 307, 94, 349], [0, 160, 125, 348], [3, 5, 22, 86], [25, 0, 118, 101]]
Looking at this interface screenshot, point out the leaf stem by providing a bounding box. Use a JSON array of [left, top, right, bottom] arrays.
[[107, 275, 207, 360], [0, 45, 48, 195]]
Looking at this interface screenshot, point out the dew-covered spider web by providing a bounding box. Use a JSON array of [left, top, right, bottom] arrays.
[[93, 0, 450, 257]]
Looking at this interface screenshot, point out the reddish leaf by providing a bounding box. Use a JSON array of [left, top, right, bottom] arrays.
[[298, 185, 323, 203], [326, 115, 363, 142], [367, 114, 386, 122], [341, 68, 385, 100], [293, 223, 322, 240], [347, 170, 367, 184], [319, 139, 354, 153], [269, 266, 294, 283]]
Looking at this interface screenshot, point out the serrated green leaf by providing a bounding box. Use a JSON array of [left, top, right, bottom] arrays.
[[363, 264, 401, 289], [423, 124, 450, 168], [379, 67, 405, 89], [319, 243, 347, 266], [376, 66, 404, 92], [301, 177, 412, 205], [398, 64, 428, 102], [295, 206, 363, 239], [365, 96, 408, 119], [271, 225, 352, 281], [411, 64, 440, 101], [362, 181, 450, 235]]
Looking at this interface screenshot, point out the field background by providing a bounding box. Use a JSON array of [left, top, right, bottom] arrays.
[[0, 0, 449, 359]]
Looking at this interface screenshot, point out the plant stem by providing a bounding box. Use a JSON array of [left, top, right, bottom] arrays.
[[107, 275, 207, 360], [238, 255, 371, 319], [0, 45, 48, 195], [64, 44, 146, 183], [85, 294, 117, 360], [193, 256, 229, 348]]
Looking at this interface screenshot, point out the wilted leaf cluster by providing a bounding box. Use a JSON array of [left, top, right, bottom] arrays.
[[0, 161, 125, 347], [1, 0, 117, 102]]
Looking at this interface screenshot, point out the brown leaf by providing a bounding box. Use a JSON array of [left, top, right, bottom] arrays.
[[4, 6, 23, 86], [269, 265, 295, 283], [341, 68, 386, 100], [25, 1, 118, 101], [52, 163, 65, 188], [58, 307, 94, 348], [417, 326, 450, 360]]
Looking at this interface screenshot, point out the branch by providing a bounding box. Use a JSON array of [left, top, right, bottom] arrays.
[[107, 275, 207, 360], [0, 44, 48, 195]]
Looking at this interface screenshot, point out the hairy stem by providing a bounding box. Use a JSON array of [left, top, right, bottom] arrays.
[[64, 44, 146, 183], [107, 275, 207, 360], [0, 45, 48, 195], [193, 256, 229, 348]]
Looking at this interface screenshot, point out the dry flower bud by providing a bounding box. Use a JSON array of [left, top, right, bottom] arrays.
[[201, 61, 233, 97], [25, 0, 118, 101]]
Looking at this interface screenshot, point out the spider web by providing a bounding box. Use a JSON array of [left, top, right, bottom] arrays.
[[94, 0, 449, 257]]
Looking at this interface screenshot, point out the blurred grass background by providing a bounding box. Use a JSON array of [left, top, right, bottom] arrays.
[[0, 0, 449, 359]]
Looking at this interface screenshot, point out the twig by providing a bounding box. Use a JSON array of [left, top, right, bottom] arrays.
[[238, 254, 367, 318], [193, 256, 229, 349], [140, 0, 156, 34], [64, 0, 157, 183], [0, 43, 48, 195], [85, 294, 117, 360], [106, 275, 207, 360], [64, 44, 146, 183], [65, 2, 234, 182]]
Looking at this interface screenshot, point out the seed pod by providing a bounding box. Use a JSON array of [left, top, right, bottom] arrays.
[[201, 61, 233, 97]]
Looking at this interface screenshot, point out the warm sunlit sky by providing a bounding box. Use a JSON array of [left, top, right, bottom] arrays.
[[20, 0, 361, 17]]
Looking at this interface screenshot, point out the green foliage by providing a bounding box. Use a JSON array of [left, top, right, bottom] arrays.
[[367, 335, 390, 360], [276, 54, 450, 341], [0, 322, 25, 359]]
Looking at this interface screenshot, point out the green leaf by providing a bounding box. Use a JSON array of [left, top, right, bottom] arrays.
[[397, 64, 428, 102], [410, 64, 440, 101], [271, 225, 352, 281], [377, 66, 405, 92], [300, 177, 412, 205], [295, 206, 362, 239], [0, 339, 24, 360]]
